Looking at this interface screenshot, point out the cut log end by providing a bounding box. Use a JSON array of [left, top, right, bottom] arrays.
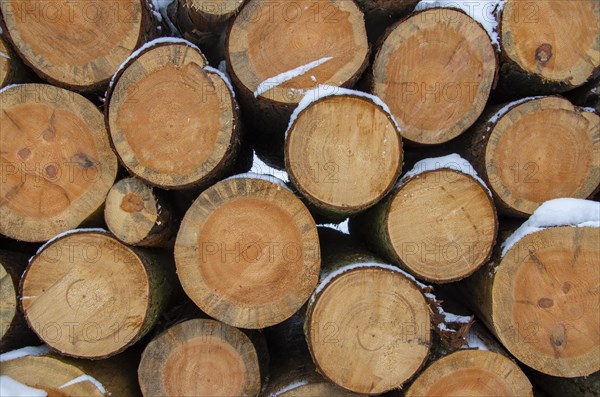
[[227, 0, 369, 104], [1, 355, 107, 397], [306, 267, 430, 394], [0, 84, 117, 242], [372, 8, 496, 145], [139, 319, 263, 397], [387, 170, 497, 283], [406, 350, 533, 397], [494, 226, 600, 377], [0, 264, 16, 343], [21, 231, 164, 359], [484, 97, 600, 216], [175, 177, 320, 329], [501, 0, 600, 88], [0, 0, 144, 89], [104, 177, 175, 247], [108, 43, 240, 189], [286, 95, 403, 216], [186, 0, 245, 19], [0, 36, 11, 86]]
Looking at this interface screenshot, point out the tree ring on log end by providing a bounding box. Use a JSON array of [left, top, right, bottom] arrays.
[[0, 0, 143, 89], [286, 95, 403, 216], [139, 319, 262, 397], [306, 267, 430, 394], [22, 232, 151, 359], [494, 226, 600, 377], [484, 97, 600, 216], [405, 350, 533, 396], [387, 170, 497, 283], [0, 84, 117, 242], [372, 8, 496, 145], [175, 177, 320, 329]]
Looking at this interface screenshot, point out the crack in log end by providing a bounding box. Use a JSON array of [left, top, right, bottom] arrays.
[[71, 153, 95, 169], [535, 44, 553, 66]]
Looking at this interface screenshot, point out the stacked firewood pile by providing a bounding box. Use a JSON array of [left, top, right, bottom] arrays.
[[1, 0, 598, 396]]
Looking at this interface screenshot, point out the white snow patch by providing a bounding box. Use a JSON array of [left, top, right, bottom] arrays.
[[0, 345, 50, 362], [581, 106, 596, 113], [310, 262, 425, 307], [318, 219, 350, 235], [108, 37, 204, 90], [0, 377, 47, 397], [204, 65, 236, 99], [415, 0, 505, 47], [34, 228, 108, 256], [0, 84, 23, 94], [0, 51, 10, 59], [441, 311, 472, 324], [19, 296, 37, 301], [149, 0, 179, 35], [399, 154, 491, 196], [250, 153, 289, 182], [59, 375, 106, 394], [465, 331, 489, 351], [286, 85, 401, 138], [254, 57, 333, 98], [501, 199, 600, 257], [488, 96, 544, 124], [225, 172, 291, 192], [268, 380, 310, 397]]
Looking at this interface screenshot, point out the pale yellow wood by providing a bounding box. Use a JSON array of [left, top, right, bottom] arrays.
[[372, 8, 496, 145], [484, 97, 600, 216], [0, 264, 15, 341], [406, 350, 533, 396], [175, 176, 320, 329], [387, 170, 497, 283], [228, 0, 368, 103], [492, 227, 600, 377], [286, 95, 403, 216], [0, 0, 143, 88], [501, 0, 600, 87], [0, 84, 118, 242], [307, 267, 430, 394], [138, 319, 263, 397], [21, 232, 155, 358], [0, 37, 10, 86]]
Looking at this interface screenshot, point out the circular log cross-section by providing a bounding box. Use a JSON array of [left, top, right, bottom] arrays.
[[476, 226, 600, 377], [306, 266, 430, 394], [107, 42, 241, 189], [0, 0, 145, 90], [174, 0, 246, 32], [0, 36, 10, 86], [0, 84, 118, 242], [353, 170, 497, 283], [175, 176, 320, 329], [372, 8, 496, 145], [472, 97, 600, 217], [228, 0, 368, 104], [500, 0, 600, 91], [139, 319, 265, 397], [285, 94, 403, 218], [104, 177, 176, 247], [21, 231, 172, 359], [406, 350, 533, 397]]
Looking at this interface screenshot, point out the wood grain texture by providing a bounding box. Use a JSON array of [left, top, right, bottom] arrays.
[[372, 8, 496, 145], [0, 84, 118, 242], [106, 42, 242, 189], [461, 226, 600, 377], [175, 176, 320, 329], [285, 94, 403, 218], [21, 231, 174, 359]]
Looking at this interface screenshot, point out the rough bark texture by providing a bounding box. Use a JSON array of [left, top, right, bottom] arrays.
[[0, 250, 39, 353]]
